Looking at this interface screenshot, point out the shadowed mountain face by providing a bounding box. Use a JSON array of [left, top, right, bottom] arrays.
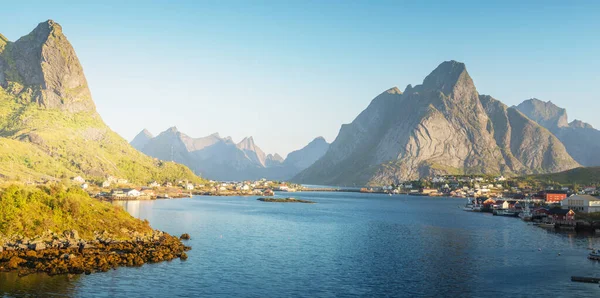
[[293, 61, 579, 186], [515, 99, 600, 166], [131, 128, 329, 181], [0, 21, 202, 183]]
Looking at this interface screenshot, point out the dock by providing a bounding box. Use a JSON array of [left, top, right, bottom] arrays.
[[571, 276, 600, 283]]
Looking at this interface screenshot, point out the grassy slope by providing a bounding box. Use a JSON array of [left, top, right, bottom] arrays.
[[520, 167, 600, 185], [0, 88, 204, 184], [0, 184, 152, 239]]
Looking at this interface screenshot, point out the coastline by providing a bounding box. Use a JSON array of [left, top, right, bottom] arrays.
[[0, 229, 190, 276]]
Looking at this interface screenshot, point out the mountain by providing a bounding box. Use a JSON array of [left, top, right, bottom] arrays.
[[130, 129, 153, 151], [132, 128, 328, 181], [283, 137, 329, 170], [515, 99, 600, 166], [293, 61, 579, 186], [0, 20, 202, 183]]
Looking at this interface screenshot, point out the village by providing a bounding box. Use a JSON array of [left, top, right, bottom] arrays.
[[65, 173, 600, 231], [68, 175, 301, 201]]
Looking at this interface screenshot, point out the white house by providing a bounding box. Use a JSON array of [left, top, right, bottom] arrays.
[[241, 185, 250, 191], [72, 176, 85, 184], [185, 183, 194, 190], [81, 183, 89, 190], [102, 181, 111, 188], [432, 177, 445, 183], [562, 195, 600, 213], [149, 181, 160, 188], [125, 189, 141, 197]]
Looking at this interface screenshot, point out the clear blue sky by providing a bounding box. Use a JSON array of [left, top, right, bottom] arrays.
[[1, 0, 599, 157]]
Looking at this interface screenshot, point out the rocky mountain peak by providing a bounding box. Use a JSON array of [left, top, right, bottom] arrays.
[[1, 19, 95, 113], [385, 87, 402, 95], [514, 98, 569, 129], [130, 129, 154, 151], [421, 60, 474, 96], [166, 126, 179, 133], [569, 120, 593, 129], [237, 136, 256, 149]]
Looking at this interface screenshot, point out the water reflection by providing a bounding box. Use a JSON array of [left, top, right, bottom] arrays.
[[0, 272, 79, 297]]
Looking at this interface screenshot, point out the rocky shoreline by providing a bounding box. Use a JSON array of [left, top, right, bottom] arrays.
[[0, 229, 190, 276]]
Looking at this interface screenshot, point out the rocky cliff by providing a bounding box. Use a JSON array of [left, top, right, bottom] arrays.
[[0, 20, 95, 113], [515, 99, 600, 166], [293, 61, 579, 186]]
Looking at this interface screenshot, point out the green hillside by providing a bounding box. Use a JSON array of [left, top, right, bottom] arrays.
[[0, 88, 201, 183], [520, 167, 600, 185], [0, 184, 152, 239]]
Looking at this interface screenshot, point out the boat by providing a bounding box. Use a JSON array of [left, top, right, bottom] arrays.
[[462, 198, 475, 211], [493, 209, 519, 217], [519, 206, 533, 221], [538, 222, 555, 228], [588, 249, 600, 261]]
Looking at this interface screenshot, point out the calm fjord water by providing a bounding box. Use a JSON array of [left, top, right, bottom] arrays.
[[2, 192, 600, 297]]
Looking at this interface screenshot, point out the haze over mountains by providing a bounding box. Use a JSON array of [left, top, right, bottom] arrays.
[[515, 99, 600, 167], [0, 20, 200, 182], [131, 128, 329, 181], [293, 61, 580, 186]]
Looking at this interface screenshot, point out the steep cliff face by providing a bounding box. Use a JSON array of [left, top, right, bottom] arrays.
[[0, 21, 202, 183], [515, 99, 600, 166], [0, 20, 95, 113], [294, 61, 579, 186]]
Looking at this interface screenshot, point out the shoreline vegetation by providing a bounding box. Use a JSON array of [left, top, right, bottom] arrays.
[[257, 197, 315, 204], [0, 184, 190, 276]]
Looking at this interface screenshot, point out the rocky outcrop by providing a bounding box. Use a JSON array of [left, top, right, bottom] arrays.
[[0, 229, 190, 276], [515, 99, 600, 166], [0, 20, 95, 113], [294, 61, 579, 186]]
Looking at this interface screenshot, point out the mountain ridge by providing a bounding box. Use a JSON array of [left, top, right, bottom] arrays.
[[293, 61, 579, 186]]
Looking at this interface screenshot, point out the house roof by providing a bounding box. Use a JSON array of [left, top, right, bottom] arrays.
[[548, 209, 572, 215], [569, 195, 600, 201]]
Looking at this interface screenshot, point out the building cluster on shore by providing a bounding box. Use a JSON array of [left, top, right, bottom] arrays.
[[66, 175, 302, 201]]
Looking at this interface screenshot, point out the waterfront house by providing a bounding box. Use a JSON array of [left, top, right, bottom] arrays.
[[185, 183, 194, 190], [548, 209, 575, 221], [111, 189, 125, 198], [494, 200, 509, 210], [117, 188, 141, 197], [263, 189, 274, 196], [561, 195, 600, 213], [149, 181, 160, 188], [140, 188, 155, 197], [533, 207, 550, 215], [544, 191, 567, 204]]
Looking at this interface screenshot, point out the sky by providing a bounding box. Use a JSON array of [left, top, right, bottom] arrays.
[[1, 0, 599, 157]]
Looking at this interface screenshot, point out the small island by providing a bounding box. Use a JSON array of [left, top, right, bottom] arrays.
[[257, 197, 315, 204]]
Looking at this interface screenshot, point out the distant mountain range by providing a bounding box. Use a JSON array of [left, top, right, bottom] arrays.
[[293, 61, 580, 186], [131, 128, 329, 181], [0, 20, 201, 183], [514, 99, 600, 167]]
